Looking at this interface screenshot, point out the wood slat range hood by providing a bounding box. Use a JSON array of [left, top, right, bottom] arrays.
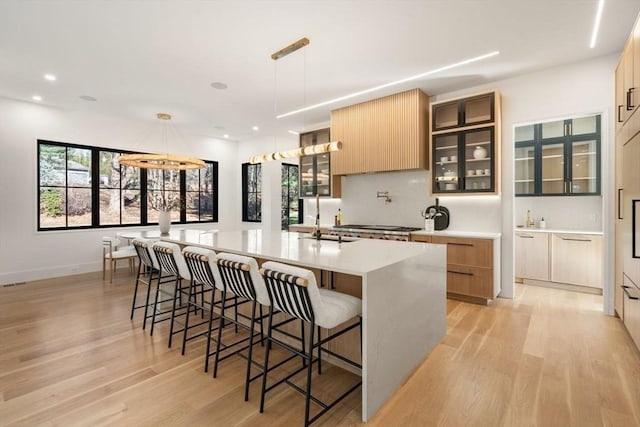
[[330, 88, 429, 178]]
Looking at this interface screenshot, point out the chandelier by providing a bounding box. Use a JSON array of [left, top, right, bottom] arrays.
[[118, 113, 205, 170]]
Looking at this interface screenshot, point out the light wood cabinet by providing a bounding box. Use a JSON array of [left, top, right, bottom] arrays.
[[426, 235, 495, 303], [515, 231, 549, 281], [330, 89, 428, 176], [409, 234, 431, 243], [430, 91, 501, 195], [615, 12, 640, 351], [551, 234, 602, 289], [622, 274, 640, 350]]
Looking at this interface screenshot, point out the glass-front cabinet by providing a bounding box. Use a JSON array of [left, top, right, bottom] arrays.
[[299, 128, 331, 197], [431, 91, 500, 195], [515, 114, 600, 197]]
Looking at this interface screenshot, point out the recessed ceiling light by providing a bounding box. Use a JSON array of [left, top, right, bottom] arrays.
[[44, 74, 56, 81], [276, 50, 500, 118], [214, 125, 225, 130], [79, 95, 97, 101], [252, 126, 259, 131], [288, 130, 300, 135], [210, 82, 228, 90], [223, 134, 229, 139], [589, 0, 605, 48], [32, 95, 42, 102]]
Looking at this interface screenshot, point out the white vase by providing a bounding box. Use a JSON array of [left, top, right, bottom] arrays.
[[473, 146, 487, 159], [159, 210, 171, 234]]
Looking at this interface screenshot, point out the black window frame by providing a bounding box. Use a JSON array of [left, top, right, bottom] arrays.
[[241, 162, 261, 222], [281, 163, 303, 230], [37, 139, 218, 231], [515, 115, 601, 197]]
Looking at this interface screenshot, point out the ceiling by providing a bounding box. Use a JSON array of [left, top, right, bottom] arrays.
[[0, 0, 638, 142]]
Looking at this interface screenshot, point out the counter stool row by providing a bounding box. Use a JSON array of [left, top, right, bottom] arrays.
[[130, 238, 363, 427]]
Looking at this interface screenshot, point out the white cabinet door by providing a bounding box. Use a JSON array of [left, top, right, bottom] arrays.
[[551, 234, 602, 288], [515, 232, 549, 281]]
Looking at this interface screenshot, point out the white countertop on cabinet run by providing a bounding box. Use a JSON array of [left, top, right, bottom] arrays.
[[119, 228, 447, 422], [411, 230, 501, 239], [514, 228, 603, 235]]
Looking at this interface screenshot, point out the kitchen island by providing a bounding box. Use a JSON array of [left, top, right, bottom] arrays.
[[124, 228, 446, 421]]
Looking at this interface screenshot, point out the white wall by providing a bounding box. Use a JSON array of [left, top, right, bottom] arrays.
[[0, 97, 240, 284], [304, 54, 617, 309]]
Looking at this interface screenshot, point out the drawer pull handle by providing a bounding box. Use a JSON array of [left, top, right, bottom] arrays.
[[560, 237, 591, 242], [448, 242, 474, 247], [622, 286, 639, 300], [448, 270, 474, 276], [518, 234, 534, 239], [618, 104, 624, 122], [618, 188, 624, 220], [627, 88, 635, 111]]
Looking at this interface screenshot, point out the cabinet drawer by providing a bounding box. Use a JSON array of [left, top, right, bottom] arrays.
[[431, 236, 492, 268], [551, 234, 602, 288], [446, 266, 493, 299], [622, 275, 640, 350], [410, 234, 432, 243]]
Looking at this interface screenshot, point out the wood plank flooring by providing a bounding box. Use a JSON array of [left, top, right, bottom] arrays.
[[1, 273, 639, 426]]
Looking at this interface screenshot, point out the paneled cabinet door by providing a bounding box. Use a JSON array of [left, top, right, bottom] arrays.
[[622, 134, 640, 288], [515, 232, 549, 281], [551, 234, 602, 288]]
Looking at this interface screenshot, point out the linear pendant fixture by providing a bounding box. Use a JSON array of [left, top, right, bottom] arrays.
[[249, 141, 342, 164], [118, 113, 205, 170], [271, 37, 310, 60], [276, 50, 500, 118]]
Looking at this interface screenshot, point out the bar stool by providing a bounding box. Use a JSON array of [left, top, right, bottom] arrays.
[[151, 241, 192, 348], [181, 246, 221, 357], [210, 252, 272, 401], [131, 238, 160, 329], [102, 236, 136, 283], [259, 261, 362, 427]]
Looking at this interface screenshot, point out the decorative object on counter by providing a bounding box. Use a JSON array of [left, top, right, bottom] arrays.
[[159, 211, 171, 234], [473, 145, 487, 159], [539, 217, 546, 229], [526, 210, 535, 228], [423, 198, 450, 231], [420, 208, 435, 232], [118, 113, 205, 170], [337, 208, 343, 225], [377, 191, 392, 203]]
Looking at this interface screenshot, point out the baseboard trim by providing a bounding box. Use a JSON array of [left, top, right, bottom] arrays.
[[522, 278, 603, 295]]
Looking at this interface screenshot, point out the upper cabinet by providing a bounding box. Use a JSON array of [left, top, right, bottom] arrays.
[[330, 89, 429, 176], [515, 115, 601, 197], [299, 128, 338, 198], [430, 91, 501, 195]]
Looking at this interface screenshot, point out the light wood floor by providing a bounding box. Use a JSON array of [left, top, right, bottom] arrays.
[[1, 273, 639, 427]]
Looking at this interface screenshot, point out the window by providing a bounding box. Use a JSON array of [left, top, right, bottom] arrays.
[[242, 163, 261, 222], [281, 163, 302, 230], [38, 140, 218, 230], [515, 114, 601, 197]]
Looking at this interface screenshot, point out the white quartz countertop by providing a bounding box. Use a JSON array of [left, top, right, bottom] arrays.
[[514, 227, 603, 235], [124, 229, 443, 276], [411, 230, 501, 240]]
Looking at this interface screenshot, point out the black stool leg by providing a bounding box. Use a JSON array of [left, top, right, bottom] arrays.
[[167, 277, 181, 348], [317, 325, 322, 375], [150, 271, 164, 336], [130, 263, 143, 319], [244, 299, 258, 401], [304, 323, 315, 427], [213, 291, 227, 378], [142, 268, 154, 330], [181, 279, 196, 355], [259, 306, 275, 413], [204, 288, 217, 373]]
